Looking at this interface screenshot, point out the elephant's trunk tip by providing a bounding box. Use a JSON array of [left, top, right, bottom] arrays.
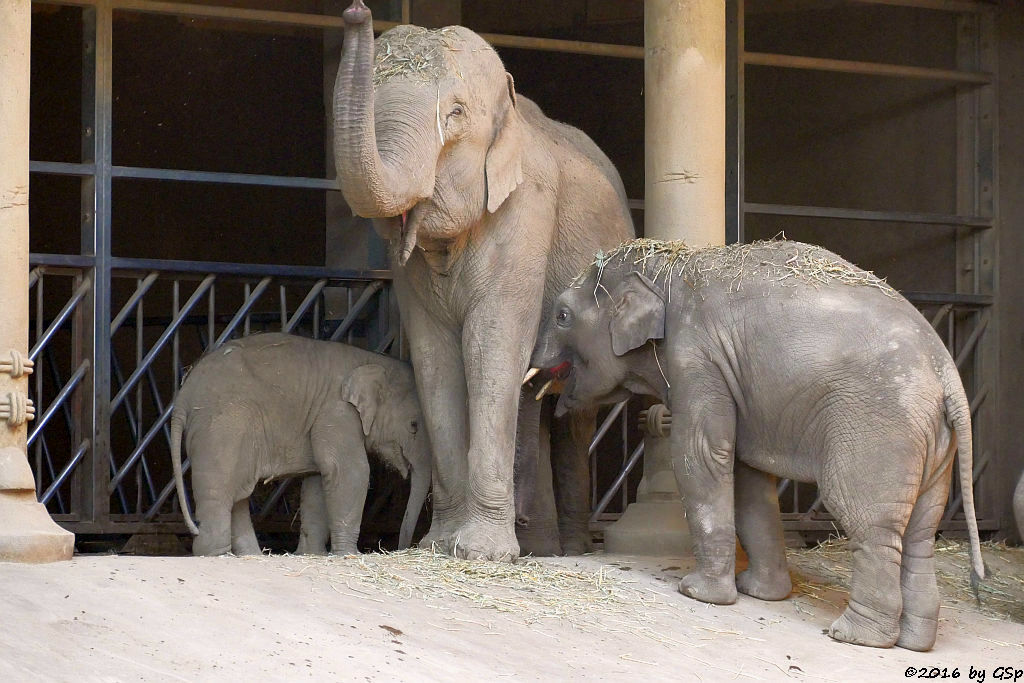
[[343, 0, 370, 25]]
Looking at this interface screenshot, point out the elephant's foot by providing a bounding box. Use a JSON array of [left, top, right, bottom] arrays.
[[736, 566, 792, 601], [895, 614, 938, 652], [295, 534, 328, 556], [828, 606, 899, 648], [516, 523, 562, 557], [191, 536, 231, 557], [558, 527, 593, 556], [678, 570, 738, 605], [329, 542, 360, 557], [447, 519, 519, 562]]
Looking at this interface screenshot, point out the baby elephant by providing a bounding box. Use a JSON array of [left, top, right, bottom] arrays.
[[532, 238, 984, 651], [170, 333, 430, 556]]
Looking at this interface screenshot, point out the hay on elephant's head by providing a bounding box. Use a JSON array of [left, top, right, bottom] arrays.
[[575, 237, 897, 298], [373, 26, 465, 86]]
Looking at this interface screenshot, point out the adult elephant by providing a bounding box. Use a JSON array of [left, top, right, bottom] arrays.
[[333, 1, 634, 560]]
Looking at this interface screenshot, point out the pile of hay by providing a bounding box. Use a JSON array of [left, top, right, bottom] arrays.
[[577, 238, 896, 298], [373, 26, 463, 86], [249, 548, 689, 641]]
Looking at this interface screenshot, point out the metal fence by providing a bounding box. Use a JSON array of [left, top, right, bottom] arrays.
[[29, 254, 394, 534]]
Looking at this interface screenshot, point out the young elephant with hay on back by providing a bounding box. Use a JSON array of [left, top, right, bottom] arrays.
[[531, 238, 984, 651]]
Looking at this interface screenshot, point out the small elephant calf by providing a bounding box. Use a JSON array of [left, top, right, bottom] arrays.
[[533, 238, 984, 651], [170, 333, 431, 556]]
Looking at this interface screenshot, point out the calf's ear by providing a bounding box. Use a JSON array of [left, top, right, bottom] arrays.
[[609, 271, 667, 356], [341, 364, 389, 436]]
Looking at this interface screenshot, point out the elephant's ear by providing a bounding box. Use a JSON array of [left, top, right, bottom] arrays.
[[609, 272, 667, 356], [340, 364, 388, 437], [485, 72, 524, 214]]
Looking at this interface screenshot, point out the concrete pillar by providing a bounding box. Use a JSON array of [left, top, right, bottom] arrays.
[[604, 0, 725, 556], [0, 0, 75, 562]]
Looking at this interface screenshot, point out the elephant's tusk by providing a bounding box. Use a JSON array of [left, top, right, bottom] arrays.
[[535, 378, 554, 401], [522, 367, 540, 385]]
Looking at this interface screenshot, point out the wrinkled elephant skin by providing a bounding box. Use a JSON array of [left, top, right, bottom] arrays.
[[332, 5, 634, 560], [170, 333, 431, 556], [533, 239, 985, 651]]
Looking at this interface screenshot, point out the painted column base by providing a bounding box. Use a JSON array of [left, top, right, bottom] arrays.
[[603, 416, 693, 556], [0, 490, 74, 563], [603, 498, 692, 556]]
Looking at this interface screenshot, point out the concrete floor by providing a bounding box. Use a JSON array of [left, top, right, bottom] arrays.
[[1, 543, 1021, 682]]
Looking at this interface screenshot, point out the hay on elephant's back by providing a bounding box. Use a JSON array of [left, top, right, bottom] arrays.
[[255, 548, 679, 634], [373, 26, 464, 86], [576, 238, 897, 297]]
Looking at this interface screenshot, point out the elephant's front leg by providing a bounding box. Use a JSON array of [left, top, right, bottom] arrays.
[[734, 461, 791, 600], [551, 405, 598, 555], [311, 408, 369, 556], [398, 298, 470, 547], [451, 305, 541, 561], [670, 369, 739, 605]]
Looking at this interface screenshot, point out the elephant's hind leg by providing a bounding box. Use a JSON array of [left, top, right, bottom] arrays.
[[231, 499, 261, 555], [192, 500, 232, 556], [822, 447, 918, 648], [734, 462, 792, 600], [895, 459, 953, 651], [296, 475, 330, 555]]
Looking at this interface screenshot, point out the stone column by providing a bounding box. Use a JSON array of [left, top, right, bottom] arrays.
[[604, 0, 725, 556], [0, 0, 75, 562]]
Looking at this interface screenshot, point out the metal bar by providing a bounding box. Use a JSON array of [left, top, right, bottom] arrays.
[[374, 329, 397, 354], [212, 277, 272, 349], [29, 160, 96, 176], [850, 0, 990, 13], [902, 291, 992, 306], [109, 350, 158, 503], [329, 281, 385, 342], [143, 456, 190, 521], [279, 285, 287, 330], [110, 271, 159, 335], [29, 253, 96, 268], [742, 51, 992, 84], [929, 303, 954, 330], [110, 256, 390, 281], [587, 400, 626, 456], [256, 479, 294, 520], [743, 202, 993, 228], [33, 275, 44, 497], [40, 440, 91, 506], [28, 361, 89, 447], [284, 280, 328, 333], [954, 310, 989, 369], [108, 403, 175, 492], [110, 275, 215, 411], [29, 277, 91, 362], [111, 165, 340, 190], [38, 435, 67, 514], [590, 441, 644, 523], [970, 382, 989, 415]]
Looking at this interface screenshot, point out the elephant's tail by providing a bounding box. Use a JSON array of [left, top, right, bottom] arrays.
[[942, 363, 985, 596], [170, 403, 200, 536]]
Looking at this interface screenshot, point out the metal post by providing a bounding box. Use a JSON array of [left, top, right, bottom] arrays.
[[604, 0, 725, 556], [0, 0, 74, 561]]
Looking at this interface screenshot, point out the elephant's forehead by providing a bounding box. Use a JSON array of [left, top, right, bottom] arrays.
[[374, 25, 497, 86]]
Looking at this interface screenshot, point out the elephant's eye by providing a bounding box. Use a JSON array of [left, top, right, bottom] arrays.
[[410, 420, 419, 435], [449, 104, 465, 118], [556, 308, 572, 327]]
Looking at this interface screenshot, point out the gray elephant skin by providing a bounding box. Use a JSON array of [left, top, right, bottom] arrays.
[[331, 1, 634, 560], [1014, 472, 1024, 541], [170, 333, 431, 556], [533, 239, 985, 651]]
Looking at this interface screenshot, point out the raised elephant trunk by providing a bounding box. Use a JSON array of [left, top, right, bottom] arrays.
[[334, 0, 436, 218]]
